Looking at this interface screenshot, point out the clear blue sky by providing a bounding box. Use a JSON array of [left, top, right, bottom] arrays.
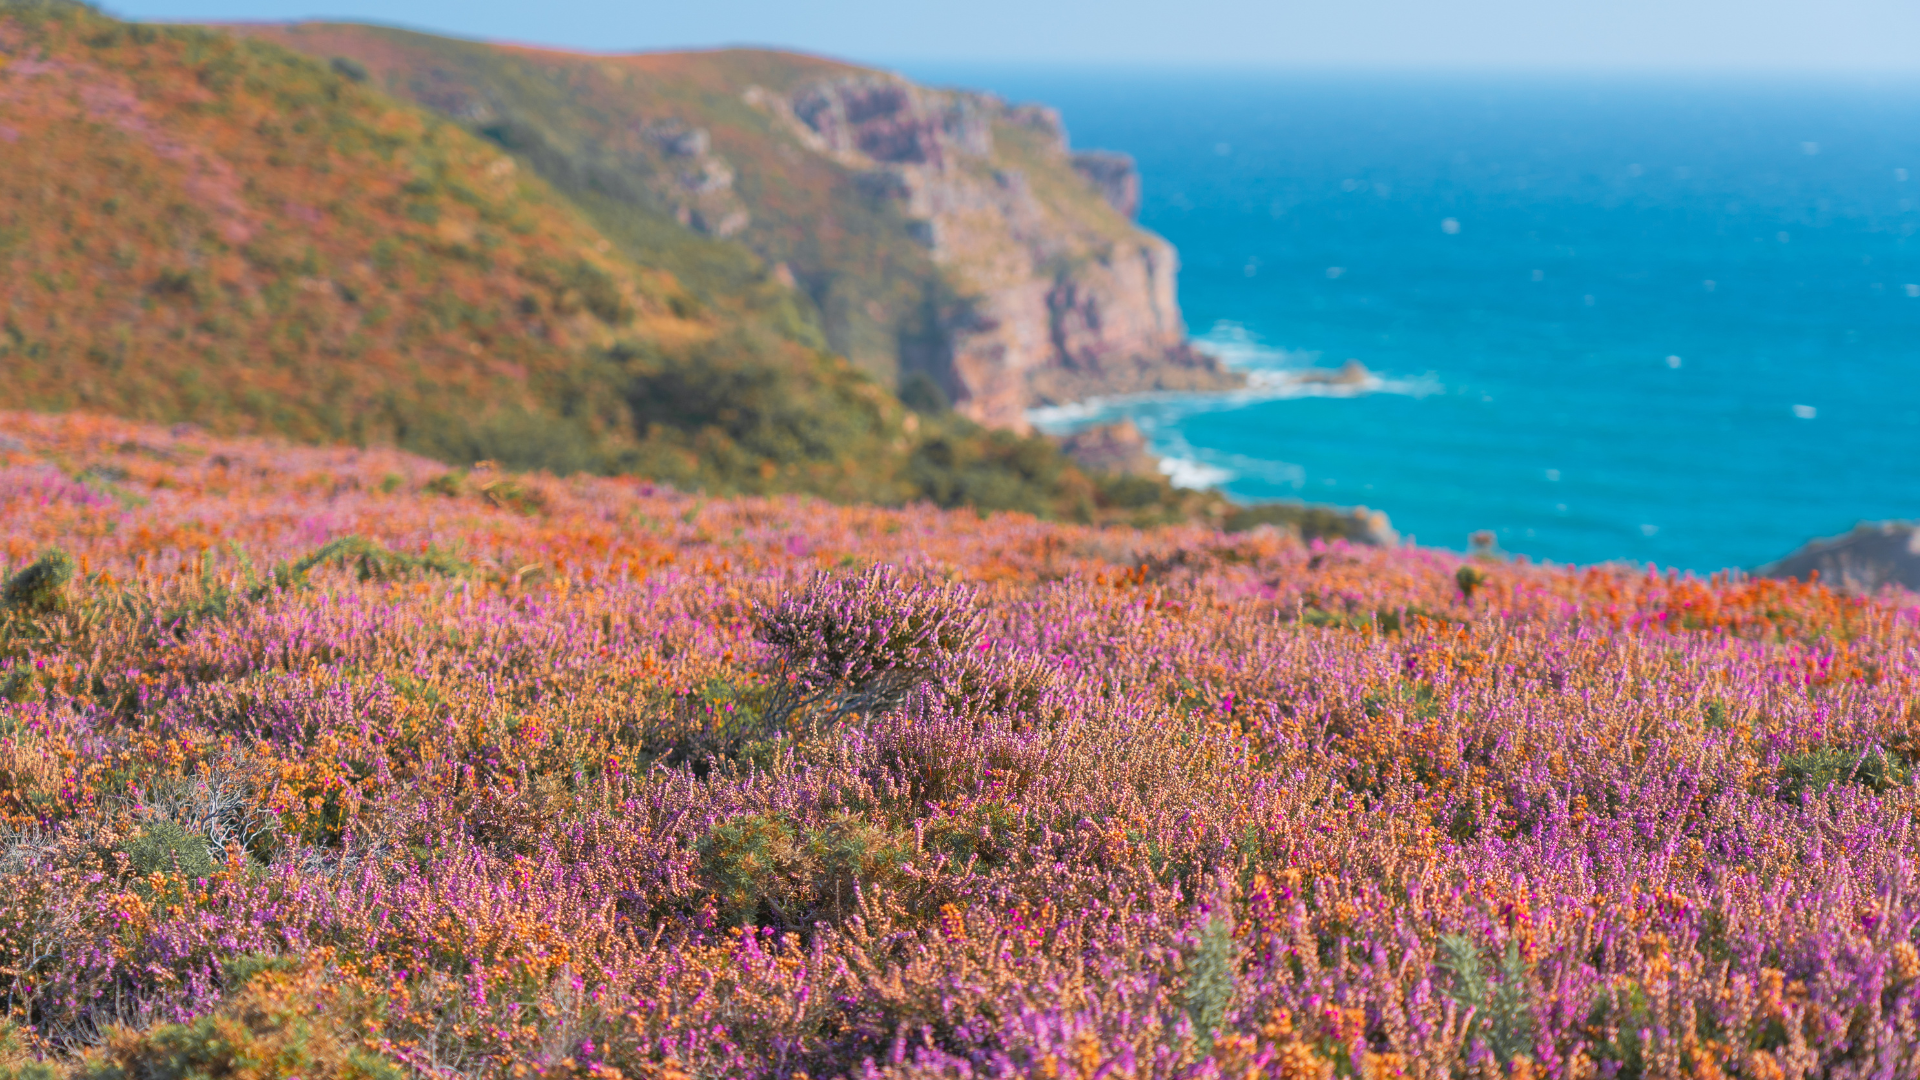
[[106, 0, 1920, 72]]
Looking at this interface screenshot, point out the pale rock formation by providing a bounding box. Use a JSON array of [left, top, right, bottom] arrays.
[[751, 73, 1241, 429], [1758, 521, 1920, 593], [1057, 420, 1159, 477], [643, 121, 750, 238], [1070, 151, 1141, 219]]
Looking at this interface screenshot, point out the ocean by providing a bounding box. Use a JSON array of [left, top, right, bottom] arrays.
[[902, 67, 1920, 573]]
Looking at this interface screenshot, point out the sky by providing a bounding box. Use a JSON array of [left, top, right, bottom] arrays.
[[106, 0, 1920, 73]]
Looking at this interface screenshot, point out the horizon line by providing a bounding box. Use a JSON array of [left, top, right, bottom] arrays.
[[138, 16, 1920, 79]]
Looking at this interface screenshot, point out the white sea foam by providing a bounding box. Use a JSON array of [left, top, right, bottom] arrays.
[[1158, 457, 1235, 489], [1192, 323, 1442, 401], [1027, 324, 1439, 434], [1027, 323, 1434, 493]]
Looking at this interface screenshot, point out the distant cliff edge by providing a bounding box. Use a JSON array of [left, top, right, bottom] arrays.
[[232, 26, 1244, 429], [1759, 522, 1920, 593]]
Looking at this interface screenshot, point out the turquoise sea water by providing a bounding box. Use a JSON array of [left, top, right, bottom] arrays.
[[903, 68, 1920, 572]]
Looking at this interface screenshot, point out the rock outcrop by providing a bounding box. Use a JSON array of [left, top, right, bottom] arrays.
[[1758, 521, 1920, 593], [641, 121, 752, 238], [1070, 151, 1142, 219], [753, 73, 1241, 429], [1056, 420, 1160, 477]]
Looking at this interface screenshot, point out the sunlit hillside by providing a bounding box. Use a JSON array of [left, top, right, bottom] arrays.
[[1, 3, 1270, 524]]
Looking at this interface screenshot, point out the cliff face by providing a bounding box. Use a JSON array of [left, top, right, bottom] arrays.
[[229, 27, 1242, 430], [751, 73, 1239, 428], [1759, 522, 1920, 593]]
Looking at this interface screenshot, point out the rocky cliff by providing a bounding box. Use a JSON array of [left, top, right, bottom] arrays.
[[1758, 522, 1920, 593], [230, 27, 1243, 430], [751, 72, 1240, 427]]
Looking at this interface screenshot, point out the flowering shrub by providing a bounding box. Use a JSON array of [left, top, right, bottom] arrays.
[[1, 410, 1919, 1078], [756, 565, 983, 728]]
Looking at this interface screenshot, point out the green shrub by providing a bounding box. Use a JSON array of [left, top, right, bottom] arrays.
[[1223, 502, 1378, 543], [274, 535, 471, 588], [526, 257, 632, 325], [49, 961, 404, 1080], [1778, 745, 1907, 802], [328, 55, 369, 82], [907, 426, 1075, 518], [1437, 934, 1535, 1066], [2, 550, 73, 615], [696, 811, 913, 930], [121, 820, 215, 885], [1455, 565, 1488, 602], [1183, 912, 1235, 1052], [898, 372, 950, 415]]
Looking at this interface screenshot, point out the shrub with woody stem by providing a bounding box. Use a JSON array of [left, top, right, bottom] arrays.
[[755, 564, 983, 730]]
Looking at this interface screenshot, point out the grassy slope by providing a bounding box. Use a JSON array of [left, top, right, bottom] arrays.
[[231, 24, 1139, 387], [0, 2, 915, 497], [0, 5, 1376, 534]]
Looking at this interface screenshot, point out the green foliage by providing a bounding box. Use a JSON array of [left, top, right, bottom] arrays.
[[524, 257, 632, 325], [1096, 472, 1169, 512], [1183, 912, 1235, 1052], [2, 551, 73, 615], [275, 535, 472, 588], [696, 810, 913, 930], [1777, 745, 1908, 802], [121, 820, 215, 884], [1437, 934, 1535, 1066], [328, 55, 369, 82], [46, 962, 404, 1080], [908, 424, 1081, 519], [1456, 565, 1489, 602], [1223, 502, 1379, 544], [620, 336, 888, 475], [897, 372, 950, 415]]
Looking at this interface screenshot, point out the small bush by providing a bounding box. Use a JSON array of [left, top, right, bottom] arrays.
[[54, 960, 403, 1080], [328, 55, 369, 83], [121, 819, 215, 884], [2, 550, 73, 615], [1438, 934, 1535, 1066], [756, 564, 982, 728], [1455, 565, 1488, 602], [1223, 502, 1379, 543], [1778, 745, 1907, 802], [696, 810, 912, 930], [1183, 912, 1235, 1052], [275, 535, 471, 588], [898, 371, 950, 415]]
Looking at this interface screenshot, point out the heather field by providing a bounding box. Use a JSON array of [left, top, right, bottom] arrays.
[[2, 410, 1919, 1079]]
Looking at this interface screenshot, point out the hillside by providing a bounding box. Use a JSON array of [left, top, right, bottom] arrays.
[[2, 410, 1918, 1076], [229, 23, 1243, 428], [0, 1, 1259, 525], [0, 2, 883, 479]]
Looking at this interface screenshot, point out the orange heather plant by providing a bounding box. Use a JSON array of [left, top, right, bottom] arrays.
[[1, 410, 1918, 1078]]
